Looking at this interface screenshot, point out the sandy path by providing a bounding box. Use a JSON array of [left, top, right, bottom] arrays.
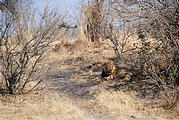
[[45, 59, 119, 120]]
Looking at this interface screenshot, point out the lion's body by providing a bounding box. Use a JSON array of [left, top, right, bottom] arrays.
[[101, 61, 130, 80], [101, 61, 115, 78]]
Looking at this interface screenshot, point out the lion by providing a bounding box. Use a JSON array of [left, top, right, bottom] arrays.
[[101, 61, 130, 81], [101, 61, 116, 80]]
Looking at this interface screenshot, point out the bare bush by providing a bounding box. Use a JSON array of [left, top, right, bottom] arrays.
[[0, 1, 65, 94], [88, 0, 138, 60], [136, 0, 179, 107], [106, 0, 179, 107]]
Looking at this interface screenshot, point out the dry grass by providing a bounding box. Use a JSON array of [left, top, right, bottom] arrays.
[[48, 37, 115, 64], [97, 90, 143, 113], [96, 89, 179, 120], [0, 89, 178, 120], [0, 92, 93, 120]]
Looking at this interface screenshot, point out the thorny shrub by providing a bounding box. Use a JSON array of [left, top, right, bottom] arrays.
[[134, 0, 179, 108], [0, 0, 65, 94], [103, 0, 178, 108]]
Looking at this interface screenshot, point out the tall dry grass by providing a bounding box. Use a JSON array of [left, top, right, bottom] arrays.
[[96, 89, 179, 120], [0, 92, 94, 120]]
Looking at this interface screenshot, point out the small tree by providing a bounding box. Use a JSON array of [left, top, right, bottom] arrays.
[[83, 0, 104, 42], [0, 0, 65, 94]]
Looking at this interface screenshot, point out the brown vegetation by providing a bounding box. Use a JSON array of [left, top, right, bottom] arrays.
[[0, 0, 178, 119]]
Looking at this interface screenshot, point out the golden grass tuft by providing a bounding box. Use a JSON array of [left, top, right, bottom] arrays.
[[0, 92, 94, 120], [96, 89, 179, 119], [96, 90, 144, 114]]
